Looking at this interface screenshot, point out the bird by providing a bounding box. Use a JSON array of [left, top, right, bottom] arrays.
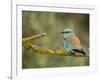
[[61, 29, 86, 56]]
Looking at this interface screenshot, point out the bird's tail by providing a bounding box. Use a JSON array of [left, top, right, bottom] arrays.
[[72, 48, 87, 54]]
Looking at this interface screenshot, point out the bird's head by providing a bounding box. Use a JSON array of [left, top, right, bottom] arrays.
[[61, 29, 73, 38]]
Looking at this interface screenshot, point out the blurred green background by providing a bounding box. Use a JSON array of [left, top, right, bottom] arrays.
[[22, 11, 89, 69]]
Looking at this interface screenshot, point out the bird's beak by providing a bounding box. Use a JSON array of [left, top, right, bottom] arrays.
[[61, 31, 66, 34]]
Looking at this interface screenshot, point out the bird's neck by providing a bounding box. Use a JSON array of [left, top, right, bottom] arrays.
[[64, 33, 73, 38]]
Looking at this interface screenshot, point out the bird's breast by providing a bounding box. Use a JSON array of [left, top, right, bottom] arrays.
[[67, 35, 81, 49]]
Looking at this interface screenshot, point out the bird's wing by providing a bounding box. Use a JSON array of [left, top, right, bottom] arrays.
[[67, 35, 81, 49]]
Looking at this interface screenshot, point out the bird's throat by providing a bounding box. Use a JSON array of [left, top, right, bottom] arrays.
[[64, 33, 72, 38]]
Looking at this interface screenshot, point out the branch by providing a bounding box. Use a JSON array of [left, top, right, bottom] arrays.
[[22, 33, 47, 43], [30, 44, 71, 56], [23, 42, 88, 57], [22, 33, 88, 57]]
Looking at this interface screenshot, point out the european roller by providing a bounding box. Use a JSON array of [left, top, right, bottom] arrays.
[[61, 29, 86, 56]]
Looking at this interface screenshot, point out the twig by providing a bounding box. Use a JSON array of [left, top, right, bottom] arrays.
[[22, 33, 47, 43]]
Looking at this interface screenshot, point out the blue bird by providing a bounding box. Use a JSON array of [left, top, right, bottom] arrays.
[[61, 29, 86, 56]]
